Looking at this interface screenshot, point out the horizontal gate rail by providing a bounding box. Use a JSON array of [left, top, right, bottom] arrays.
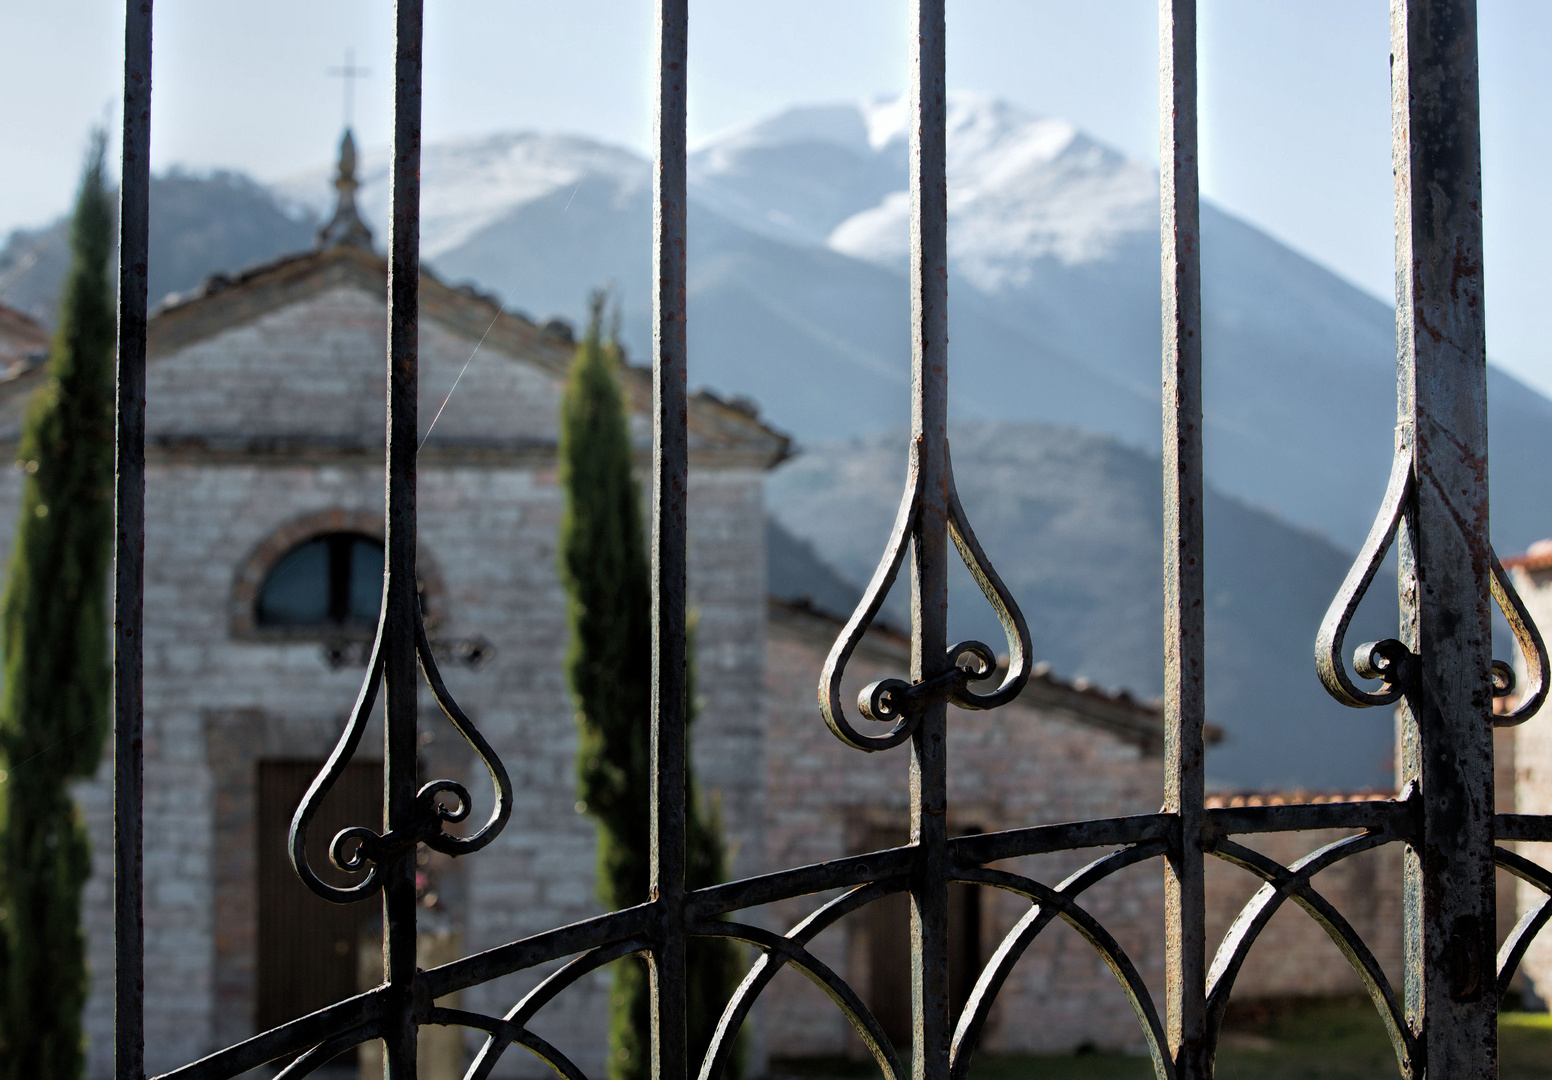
[[105, 2, 1552, 1079]]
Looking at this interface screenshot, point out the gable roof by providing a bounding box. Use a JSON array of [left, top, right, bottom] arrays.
[[0, 245, 790, 468]]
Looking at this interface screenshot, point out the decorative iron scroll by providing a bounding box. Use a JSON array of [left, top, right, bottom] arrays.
[[111, 2, 1552, 1080], [1317, 434, 1549, 721], [288, 612, 513, 904], [819, 440, 1032, 752]]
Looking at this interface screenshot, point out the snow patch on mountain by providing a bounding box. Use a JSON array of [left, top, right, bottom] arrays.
[[692, 94, 1158, 287], [832, 95, 1158, 284], [276, 131, 648, 259]]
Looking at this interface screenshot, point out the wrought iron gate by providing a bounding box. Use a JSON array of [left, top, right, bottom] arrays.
[[107, 2, 1552, 1078]]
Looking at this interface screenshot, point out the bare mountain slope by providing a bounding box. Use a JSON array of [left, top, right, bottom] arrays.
[[691, 95, 1552, 555], [0, 170, 316, 326], [768, 421, 1398, 792]]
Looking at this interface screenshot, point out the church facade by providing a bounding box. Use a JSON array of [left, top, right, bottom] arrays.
[[0, 147, 784, 1078]]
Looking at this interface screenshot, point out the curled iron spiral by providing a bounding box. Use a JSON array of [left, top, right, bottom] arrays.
[[1316, 432, 1547, 723], [288, 603, 513, 904], [819, 437, 1032, 752]]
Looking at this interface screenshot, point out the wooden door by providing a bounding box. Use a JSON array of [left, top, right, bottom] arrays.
[[256, 760, 382, 1033]]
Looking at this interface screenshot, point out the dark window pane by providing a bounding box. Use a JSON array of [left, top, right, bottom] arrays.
[[348, 538, 384, 624], [257, 539, 330, 626]]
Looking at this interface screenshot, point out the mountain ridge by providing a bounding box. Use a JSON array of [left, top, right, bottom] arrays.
[[3, 97, 1547, 789], [770, 419, 1398, 791]]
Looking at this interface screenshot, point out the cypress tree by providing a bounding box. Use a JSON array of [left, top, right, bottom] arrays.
[[560, 295, 742, 1080], [0, 131, 116, 1080]]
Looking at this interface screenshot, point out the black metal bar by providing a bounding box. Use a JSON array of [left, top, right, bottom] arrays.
[[418, 905, 655, 1001], [383, 2, 424, 1077], [114, 4, 152, 1079], [687, 848, 916, 921], [151, 990, 384, 1080], [950, 815, 1176, 867], [1391, 1, 1496, 1072], [1208, 800, 1415, 840], [1159, 1, 1206, 1076], [1497, 814, 1552, 844], [907, 3, 951, 1078], [650, 1, 690, 1076]]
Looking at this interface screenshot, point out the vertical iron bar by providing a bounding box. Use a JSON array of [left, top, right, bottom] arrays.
[[650, 1, 690, 1077], [1159, 2, 1207, 1076], [114, 4, 152, 1079], [383, 2, 424, 1077], [908, 3, 951, 1079], [1391, 2, 1496, 1075]]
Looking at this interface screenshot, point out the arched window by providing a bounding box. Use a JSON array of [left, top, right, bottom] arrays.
[[255, 532, 384, 629]]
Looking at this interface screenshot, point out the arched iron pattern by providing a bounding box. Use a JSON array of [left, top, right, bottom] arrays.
[[949, 842, 1173, 1080], [429, 1008, 592, 1080], [1494, 847, 1552, 1001], [1204, 835, 1414, 1076], [956, 865, 1176, 1080], [695, 920, 910, 1080], [463, 939, 651, 1080], [106, 3, 1551, 1080], [270, 1023, 379, 1080], [694, 879, 909, 1080]]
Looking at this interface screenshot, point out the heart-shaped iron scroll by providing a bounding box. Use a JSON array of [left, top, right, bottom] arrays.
[[1316, 434, 1548, 722], [1490, 550, 1548, 726], [819, 438, 1032, 752], [289, 605, 513, 904]]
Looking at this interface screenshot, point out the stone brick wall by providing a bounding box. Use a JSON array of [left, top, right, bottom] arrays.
[[145, 284, 565, 448]]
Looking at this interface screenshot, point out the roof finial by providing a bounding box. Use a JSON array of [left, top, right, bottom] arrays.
[[317, 129, 373, 250]]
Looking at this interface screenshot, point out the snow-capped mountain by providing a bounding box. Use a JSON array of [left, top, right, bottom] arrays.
[[693, 94, 1157, 280], [9, 97, 1550, 789], [19, 94, 1552, 557], [275, 131, 649, 261], [685, 95, 1552, 555]]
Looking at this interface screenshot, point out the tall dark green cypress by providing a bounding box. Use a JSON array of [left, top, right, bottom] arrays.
[[0, 131, 116, 1080], [560, 295, 742, 1080]]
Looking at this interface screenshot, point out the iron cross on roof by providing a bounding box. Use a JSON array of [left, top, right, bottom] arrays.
[[327, 49, 370, 130]]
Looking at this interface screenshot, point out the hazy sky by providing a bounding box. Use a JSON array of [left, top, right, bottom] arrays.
[[4, 2, 1551, 396]]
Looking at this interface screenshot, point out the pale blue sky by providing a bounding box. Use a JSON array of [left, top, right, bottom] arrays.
[[3, 2, 1550, 396]]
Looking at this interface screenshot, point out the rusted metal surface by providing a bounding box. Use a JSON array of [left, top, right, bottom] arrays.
[[1394, 3, 1497, 1072], [112, 2, 1552, 1079], [114, 5, 152, 1080], [1312, 1, 1550, 1075], [906, 5, 953, 1079], [1159, 2, 1208, 1077], [650, 1, 691, 1076]]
